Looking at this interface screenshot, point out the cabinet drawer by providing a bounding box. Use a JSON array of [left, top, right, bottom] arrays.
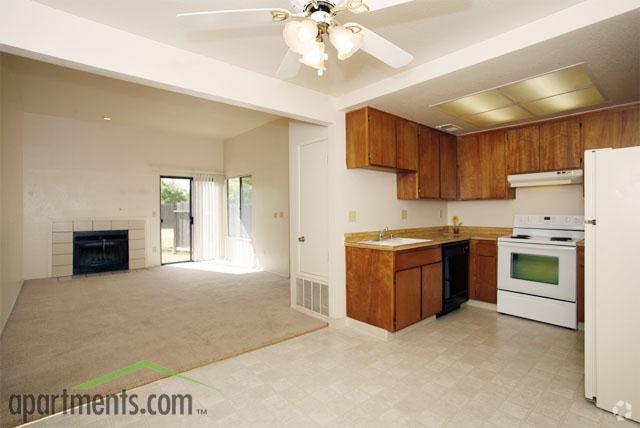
[[395, 247, 441, 271], [473, 240, 496, 257]]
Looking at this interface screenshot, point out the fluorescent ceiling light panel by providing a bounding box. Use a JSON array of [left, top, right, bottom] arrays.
[[499, 65, 594, 103], [464, 105, 533, 126], [435, 91, 512, 116], [523, 86, 605, 116]]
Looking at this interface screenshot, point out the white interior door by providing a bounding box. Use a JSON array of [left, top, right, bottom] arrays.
[[297, 139, 328, 278], [590, 147, 640, 421]]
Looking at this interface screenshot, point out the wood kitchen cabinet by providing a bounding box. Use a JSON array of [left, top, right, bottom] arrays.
[[458, 131, 514, 200], [347, 245, 442, 332], [439, 133, 458, 200], [506, 124, 540, 174], [582, 104, 640, 150], [539, 116, 582, 171], [346, 107, 418, 172], [577, 245, 585, 323], [469, 240, 498, 304], [397, 126, 457, 200]]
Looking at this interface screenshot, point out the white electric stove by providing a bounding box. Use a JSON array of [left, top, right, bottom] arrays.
[[497, 214, 584, 329]]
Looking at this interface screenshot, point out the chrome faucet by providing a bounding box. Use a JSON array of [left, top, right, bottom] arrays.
[[379, 227, 389, 241]]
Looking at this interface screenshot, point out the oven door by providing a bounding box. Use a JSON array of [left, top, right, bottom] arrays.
[[498, 242, 576, 302]]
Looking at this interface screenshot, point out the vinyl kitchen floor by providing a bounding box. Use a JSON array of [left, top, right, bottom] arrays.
[[33, 306, 633, 428]]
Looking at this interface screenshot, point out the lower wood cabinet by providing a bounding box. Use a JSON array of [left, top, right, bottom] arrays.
[[395, 267, 422, 330], [469, 239, 498, 304], [347, 245, 443, 332]]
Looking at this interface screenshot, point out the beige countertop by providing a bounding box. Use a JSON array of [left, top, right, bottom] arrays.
[[344, 226, 512, 252]]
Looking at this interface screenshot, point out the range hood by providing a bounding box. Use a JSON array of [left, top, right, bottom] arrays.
[[508, 169, 583, 188]]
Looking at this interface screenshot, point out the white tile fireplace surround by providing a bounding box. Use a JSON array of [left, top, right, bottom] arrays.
[[51, 219, 146, 277]]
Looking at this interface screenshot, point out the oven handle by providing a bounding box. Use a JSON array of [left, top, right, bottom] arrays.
[[498, 241, 577, 252]]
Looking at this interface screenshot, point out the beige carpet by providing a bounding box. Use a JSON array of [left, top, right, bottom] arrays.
[[0, 264, 326, 427]]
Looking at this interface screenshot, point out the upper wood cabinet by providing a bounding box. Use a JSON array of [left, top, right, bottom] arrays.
[[539, 116, 582, 171], [458, 131, 514, 200], [396, 119, 419, 171], [582, 104, 640, 150], [506, 124, 540, 174], [396, 126, 457, 200], [346, 107, 418, 172], [439, 133, 458, 200]]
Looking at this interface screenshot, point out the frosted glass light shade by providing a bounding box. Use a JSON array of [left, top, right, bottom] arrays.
[[330, 26, 363, 60], [283, 20, 318, 54]]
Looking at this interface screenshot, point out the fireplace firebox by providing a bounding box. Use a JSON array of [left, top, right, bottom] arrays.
[[73, 230, 129, 275]]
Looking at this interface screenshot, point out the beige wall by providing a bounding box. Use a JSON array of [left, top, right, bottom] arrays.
[[447, 185, 584, 227], [22, 113, 224, 279], [1, 54, 25, 331], [225, 119, 290, 277]]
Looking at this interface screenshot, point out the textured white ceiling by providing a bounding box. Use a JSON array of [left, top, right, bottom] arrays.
[[364, 10, 640, 134], [7, 54, 278, 140], [34, 0, 586, 95]]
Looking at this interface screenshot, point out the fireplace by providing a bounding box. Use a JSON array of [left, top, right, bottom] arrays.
[[73, 230, 129, 275]]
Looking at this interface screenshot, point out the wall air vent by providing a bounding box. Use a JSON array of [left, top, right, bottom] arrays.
[[296, 277, 329, 317], [435, 123, 463, 133]]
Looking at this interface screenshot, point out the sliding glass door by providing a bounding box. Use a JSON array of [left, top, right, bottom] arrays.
[[160, 176, 192, 264]]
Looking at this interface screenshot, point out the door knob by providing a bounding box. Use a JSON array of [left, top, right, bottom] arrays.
[[298, 236, 306, 242]]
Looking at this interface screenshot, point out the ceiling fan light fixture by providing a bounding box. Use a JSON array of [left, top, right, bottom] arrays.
[[330, 25, 363, 60], [283, 19, 318, 54], [300, 40, 328, 75]]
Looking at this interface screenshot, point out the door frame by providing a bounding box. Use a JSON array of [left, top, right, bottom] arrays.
[[160, 175, 193, 265]]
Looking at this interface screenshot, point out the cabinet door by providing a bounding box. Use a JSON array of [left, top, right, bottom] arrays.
[[582, 105, 640, 150], [539, 117, 582, 171], [395, 267, 422, 330], [418, 126, 440, 198], [368, 108, 397, 169], [421, 262, 443, 319], [506, 125, 540, 174], [457, 135, 482, 200], [396, 119, 418, 171], [469, 240, 497, 303], [479, 131, 510, 199], [439, 133, 457, 200]]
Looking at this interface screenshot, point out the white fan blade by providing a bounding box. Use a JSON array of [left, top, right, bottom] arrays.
[[177, 8, 292, 28], [337, 0, 414, 13], [346, 23, 413, 68], [277, 50, 302, 79]]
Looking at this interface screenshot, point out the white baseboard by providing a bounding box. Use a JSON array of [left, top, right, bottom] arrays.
[[345, 316, 437, 342], [465, 299, 497, 311]]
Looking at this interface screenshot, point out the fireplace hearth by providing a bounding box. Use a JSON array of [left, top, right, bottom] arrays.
[[73, 230, 129, 275]]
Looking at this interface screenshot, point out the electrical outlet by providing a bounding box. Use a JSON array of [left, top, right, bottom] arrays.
[[348, 210, 357, 223], [401, 209, 408, 220], [273, 212, 278, 219], [279, 212, 284, 218]]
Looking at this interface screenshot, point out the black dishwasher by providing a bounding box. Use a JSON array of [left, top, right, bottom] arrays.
[[437, 241, 469, 317]]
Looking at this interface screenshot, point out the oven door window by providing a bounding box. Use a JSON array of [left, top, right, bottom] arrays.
[[511, 253, 559, 285]]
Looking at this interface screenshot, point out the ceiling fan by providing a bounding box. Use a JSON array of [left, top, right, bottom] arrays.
[[177, 0, 415, 78]]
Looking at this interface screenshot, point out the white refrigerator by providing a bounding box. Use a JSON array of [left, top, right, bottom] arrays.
[[584, 147, 640, 423]]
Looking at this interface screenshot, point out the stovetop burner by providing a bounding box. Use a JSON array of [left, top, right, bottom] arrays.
[[550, 237, 573, 242], [511, 234, 531, 239]]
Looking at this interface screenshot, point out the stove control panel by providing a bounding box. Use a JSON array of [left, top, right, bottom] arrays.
[[514, 214, 585, 230]]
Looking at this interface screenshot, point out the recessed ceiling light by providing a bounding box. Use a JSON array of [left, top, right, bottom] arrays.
[[434, 91, 512, 116], [464, 105, 533, 127], [499, 64, 594, 103], [522, 86, 605, 116], [103, 116, 112, 121]]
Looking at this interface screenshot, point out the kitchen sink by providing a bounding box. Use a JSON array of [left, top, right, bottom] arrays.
[[358, 237, 433, 247]]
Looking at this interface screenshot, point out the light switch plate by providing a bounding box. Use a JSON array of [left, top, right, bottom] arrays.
[[401, 209, 408, 220], [348, 210, 356, 223]]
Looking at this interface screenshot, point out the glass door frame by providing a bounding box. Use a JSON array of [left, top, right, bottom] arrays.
[[160, 175, 193, 265]]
